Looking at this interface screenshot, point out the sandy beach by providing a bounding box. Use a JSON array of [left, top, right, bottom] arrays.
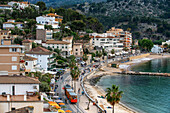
[[83, 54, 170, 113]]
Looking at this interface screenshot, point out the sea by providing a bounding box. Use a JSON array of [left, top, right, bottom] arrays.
[[97, 58, 170, 113]]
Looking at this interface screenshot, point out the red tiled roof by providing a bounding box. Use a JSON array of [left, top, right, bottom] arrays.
[[22, 39, 33, 43], [31, 46, 50, 52]]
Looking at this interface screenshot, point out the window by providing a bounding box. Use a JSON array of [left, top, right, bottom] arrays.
[[65, 46, 67, 49], [25, 62, 28, 66], [12, 57, 17, 61], [76, 49, 78, 51], [12, 66, 17, 70], [53, 46, 54, 48], [62, 46, 64, 48], [57, 46, 59, 48], [100, 39, 105, 41], [76, 53, 78, 55], [12, 48, 17, 52], [96, 39, 99, 41]]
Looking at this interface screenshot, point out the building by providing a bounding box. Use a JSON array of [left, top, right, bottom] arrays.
[[151, 45, 163, 54], [73, 43, 83, 57], [8, 1, 39, 10], [36, 29, 53, 41], [0, 75, 43, 113], [162, 40, 170, 45], [90, 27, 132, 51], [0, 5, 12, 10], [0, 30, 18, 45], [3, 19, 23, 29], [36, 13, 63, 29], [6, 106, 34, 113], [22, 39, 33, 51], [25, 46, 55, 71], [42, 36, 73, 57], [23, 55, 38, 73], [0, 45, 25, 75]]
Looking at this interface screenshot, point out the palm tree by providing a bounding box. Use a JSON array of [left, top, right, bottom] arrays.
[[105, 85, 123, 113], [70, 66, 80, 92]]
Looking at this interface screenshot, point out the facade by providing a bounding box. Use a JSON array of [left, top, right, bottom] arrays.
[[23, 55, 38, 72], [36, 13, 63, 29], [151, 45, 163, 54], [0, 5, 12, 10], [0, 30, 18, 45], [22, 39, 33, 51], [0, 75, 43, 113], [90, 27, 132, 51], [25, 46, 54, 71], [3, 19, 23, 29], [42, 36, 73, 57], [162, 40, 170, 45], [0, 45, 25, 75], [36, 29, 53, 41], [73, 43, 83, 57]]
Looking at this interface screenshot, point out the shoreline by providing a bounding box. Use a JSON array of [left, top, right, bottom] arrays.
[[84, 54, 170, 113]]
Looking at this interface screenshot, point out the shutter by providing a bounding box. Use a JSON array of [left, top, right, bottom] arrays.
[[9, 48, 12, 52], [17, 48, 20, 52]]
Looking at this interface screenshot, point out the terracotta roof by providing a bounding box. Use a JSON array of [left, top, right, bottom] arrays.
[[95, 36, 116, 38], [74, 43, 82, 46], [23, 55, 37, 61], [0, 30, 10, 33], [47, 13, 63, 17], [0, 5, 11, 7], [3, 22, 23, 24], [46, 40, 70, 44], [0, 76, 40, 84], [62, 36, 73, 40], [26, 46, 53, 55], [22, 39, 33, 43]]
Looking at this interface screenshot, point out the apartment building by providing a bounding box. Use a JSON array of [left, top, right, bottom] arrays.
[[0, 75, 43, 113], [73, 43, 83, 57], [25, 46, 54, 71], [36, 13, 63, 29], [0, 5, 12, 10], [3, 19, 23, 29], [0, 30, 18, 45], [42, 36, 73, 57], [0, 45, 25, 75], [36, 29, 53, 41], [90, 27, 132, 51]]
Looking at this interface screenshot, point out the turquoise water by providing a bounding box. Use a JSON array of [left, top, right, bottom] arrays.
[[131, 58, 170, 73], [97, 75, 170, 113]]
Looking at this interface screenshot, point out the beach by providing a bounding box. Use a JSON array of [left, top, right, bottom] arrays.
[[83, 54, 170, 113]]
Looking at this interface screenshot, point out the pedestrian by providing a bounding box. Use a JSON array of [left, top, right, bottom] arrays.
[[78, 88, 80, 94]]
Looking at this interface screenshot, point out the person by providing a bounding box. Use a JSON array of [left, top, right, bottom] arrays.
[[78, 88, 80, 94]]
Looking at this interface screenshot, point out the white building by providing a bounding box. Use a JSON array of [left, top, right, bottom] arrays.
[[36, 13, 63, 29], [0, 5, 12, 10], [3, 19, 23, 29], [0, 75, 43, 113], [8, 1, 39, 10], [42, 36, 73, 57], [25, 46, 55, 71], [151, 45, 163, 54], [162, 40, 170, 45], [90, 27, 132, 52], [23, 55, 39, 73]]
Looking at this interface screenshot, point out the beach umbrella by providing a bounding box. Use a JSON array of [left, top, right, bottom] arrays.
[[58, 109, 65, 113], [65, 110, 72, 112], [59, 102, 65, 105], [55, 105, 61, 109]]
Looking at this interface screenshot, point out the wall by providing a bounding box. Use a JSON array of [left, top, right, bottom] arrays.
[[0, 84, 39, 95], [36, 29, 46, 41], [0, 101, 43, 113]]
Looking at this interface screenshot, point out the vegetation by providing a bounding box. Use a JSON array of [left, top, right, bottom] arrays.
[[138, 39, 154, 52], [105, 85, 123, 113]]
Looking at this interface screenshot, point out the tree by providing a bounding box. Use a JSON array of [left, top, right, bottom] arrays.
[[44, 25, 53, 30], [111, 49, 115, 55], [40, 82, 50, 92], [163, 43, 168, 48], [83, 54, 88, 63], [140, 39, 154, 52], [32, 42, 37, 48], [54, 48, 62, 56], [105, 85, 123, 113], [14, 37, 23, 45], [36, 1, 47, 12], [70, 66, 80, 92]]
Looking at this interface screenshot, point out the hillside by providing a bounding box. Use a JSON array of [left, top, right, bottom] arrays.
[[24, 0, 106, 7], [73, 0, 170, 41]]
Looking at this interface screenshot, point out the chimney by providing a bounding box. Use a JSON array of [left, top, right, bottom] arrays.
[[24, 95, 27, 101]]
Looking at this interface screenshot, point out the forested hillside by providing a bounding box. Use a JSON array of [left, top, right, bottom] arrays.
[[73, 0, 170, 41], [24, 0, 106, 7]]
